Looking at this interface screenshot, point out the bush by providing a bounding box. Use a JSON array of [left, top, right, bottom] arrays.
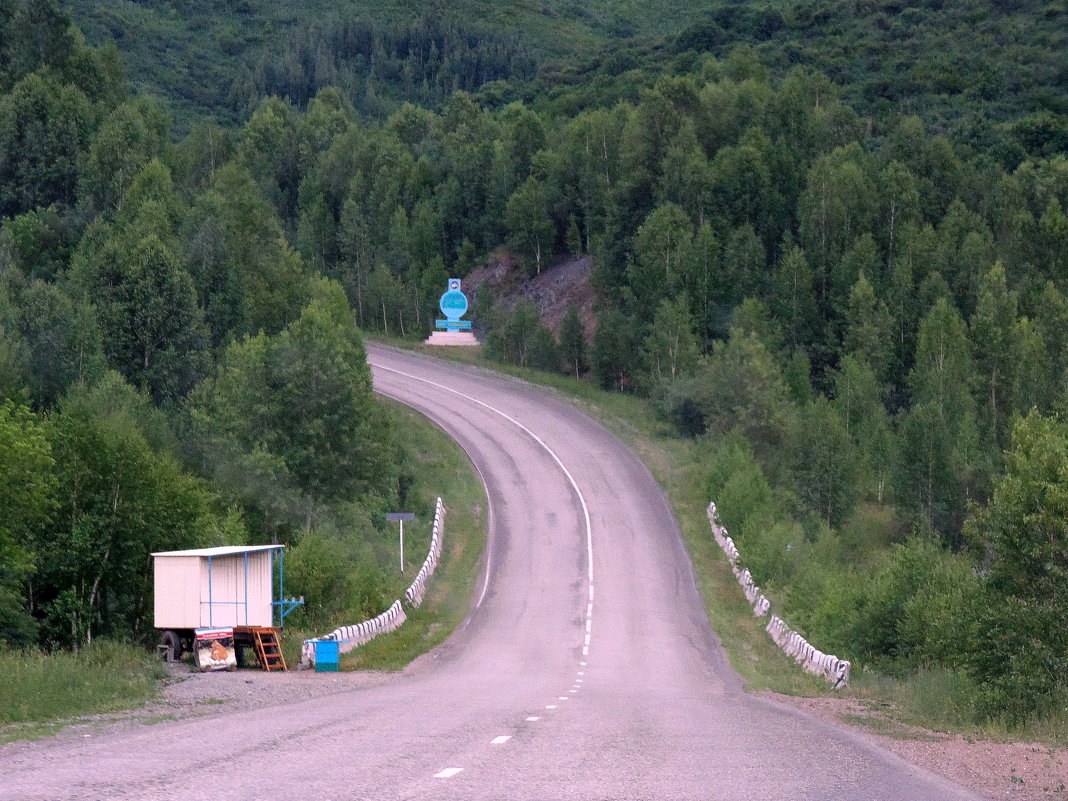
[[844, 536, 978, 673], [705, 434, 776, 534], [964, 593, 1068, 724], [284, 527, 387, 628]]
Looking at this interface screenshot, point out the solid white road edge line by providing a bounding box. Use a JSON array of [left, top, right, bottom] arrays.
[[470, 458, 495, 608], [370, 361, 596, 588], [371, 383, 497, 610]]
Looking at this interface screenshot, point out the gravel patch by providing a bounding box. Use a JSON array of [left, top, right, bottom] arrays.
[[144, 661, 391, 719], [0, 661, 393, 751], [767, 692, 1068, 801]]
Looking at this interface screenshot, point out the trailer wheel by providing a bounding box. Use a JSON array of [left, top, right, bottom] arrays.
[[161, 630, 182, 661]]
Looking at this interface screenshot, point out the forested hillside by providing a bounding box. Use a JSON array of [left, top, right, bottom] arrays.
[[0, 1, 406, 653], [1, 0, 1067, 728], [63, 0, 736, 122], [66, 0, 1067, 150]]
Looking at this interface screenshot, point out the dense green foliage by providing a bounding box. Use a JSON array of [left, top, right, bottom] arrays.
[[63, 0, 1066, 159], [0, 0, 1066, 728], [0, 1, 406, 651], [242, 14, 538, 119]]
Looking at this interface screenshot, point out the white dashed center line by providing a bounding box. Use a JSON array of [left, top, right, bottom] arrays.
[[435, 768, 464, 779], [526, 716, 540, 722], [546, 704, 557, 709], [491, 736, 512, 745]]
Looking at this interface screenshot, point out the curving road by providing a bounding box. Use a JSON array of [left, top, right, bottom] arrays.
[[0, 346, 984, 800]]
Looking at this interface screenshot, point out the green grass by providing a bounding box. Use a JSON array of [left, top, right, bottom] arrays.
[[0, 641, 168, 738]]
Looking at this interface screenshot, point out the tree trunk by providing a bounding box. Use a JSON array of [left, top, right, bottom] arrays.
[[990, 365, 999, 444], [355, 265, 365, 326], [887, 199, 897, 269]]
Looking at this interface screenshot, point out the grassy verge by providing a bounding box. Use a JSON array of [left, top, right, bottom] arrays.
[[0, 641, 168, 743], [280, 397, 486, 672]]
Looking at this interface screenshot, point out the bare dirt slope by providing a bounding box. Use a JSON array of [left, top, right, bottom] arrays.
[[465, 252, 597, 334]]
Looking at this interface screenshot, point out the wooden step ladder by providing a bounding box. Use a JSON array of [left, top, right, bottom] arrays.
[[251, 627, 287, 672]]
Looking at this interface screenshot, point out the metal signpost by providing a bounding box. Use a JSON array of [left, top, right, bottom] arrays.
[[386, 513, 416, 572]]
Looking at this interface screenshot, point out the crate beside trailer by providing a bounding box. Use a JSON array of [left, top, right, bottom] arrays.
[[152, 544, 301, 671]]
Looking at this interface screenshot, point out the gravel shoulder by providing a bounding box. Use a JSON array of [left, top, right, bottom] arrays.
[[148, 661, 390, 715], [766, 692, 1068, 801]]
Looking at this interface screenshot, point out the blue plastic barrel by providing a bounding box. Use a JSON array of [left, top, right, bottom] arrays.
[[313, 640, 339, 672]]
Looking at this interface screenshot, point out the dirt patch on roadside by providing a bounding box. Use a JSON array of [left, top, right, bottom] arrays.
[[766, 692, 1068, 801], [148, 661, 390, 716], [0, 662, 391, 749]]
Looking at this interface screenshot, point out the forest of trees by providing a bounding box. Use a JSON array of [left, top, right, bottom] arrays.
[[0, 1, 406, 652], [239, 14, 539, 119], [1, 0, 1067, 725]]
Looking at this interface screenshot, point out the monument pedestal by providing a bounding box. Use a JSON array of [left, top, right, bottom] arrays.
[[425, 331, 480, 347]]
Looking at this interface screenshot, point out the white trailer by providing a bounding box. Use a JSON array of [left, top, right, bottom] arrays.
[[152, 544, 300, 671]]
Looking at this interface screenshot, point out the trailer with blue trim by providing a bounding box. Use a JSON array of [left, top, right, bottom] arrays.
[[152, 544, 303, 671]]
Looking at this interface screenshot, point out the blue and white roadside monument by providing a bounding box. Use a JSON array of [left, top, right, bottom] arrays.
[[425, 278, 479, 346]]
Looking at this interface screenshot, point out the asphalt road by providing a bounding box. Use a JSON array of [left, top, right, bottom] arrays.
[[0, 346, 985, 801]]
